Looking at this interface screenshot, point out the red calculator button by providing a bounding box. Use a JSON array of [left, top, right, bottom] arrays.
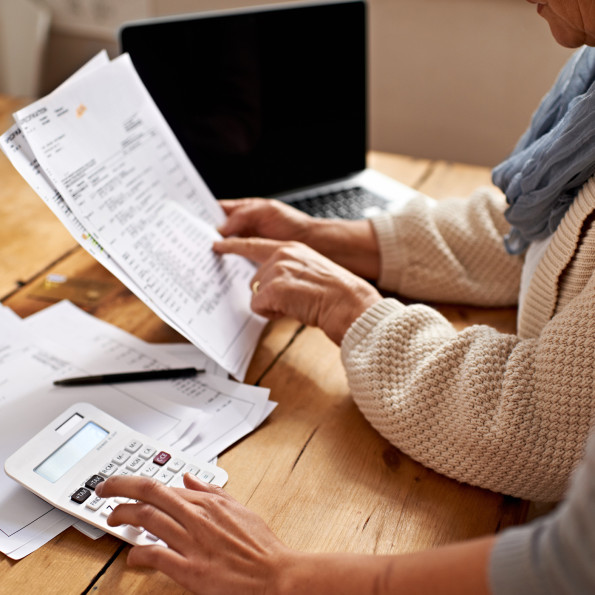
[[153, 451, 171, 466]]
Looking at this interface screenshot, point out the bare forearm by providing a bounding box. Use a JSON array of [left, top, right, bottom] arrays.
[[97, 475, 496, 595], [305, 218, 381, 279], [277, 537, 495, 595], [218, 198, 381, 279]]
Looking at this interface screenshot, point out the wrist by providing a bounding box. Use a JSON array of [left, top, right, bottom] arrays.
[[324, 285, 382, 346], [303, 217, 338, 251], [275, 551, 393, 595], [273, 538, 495, 595], [272, 550, 320, 595], [307, 218, 381, 279]]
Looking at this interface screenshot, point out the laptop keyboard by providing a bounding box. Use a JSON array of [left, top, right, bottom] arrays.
[[295, 186, 388, 219]]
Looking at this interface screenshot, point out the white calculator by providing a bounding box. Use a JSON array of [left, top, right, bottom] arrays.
[[4, 402, 228, 546]]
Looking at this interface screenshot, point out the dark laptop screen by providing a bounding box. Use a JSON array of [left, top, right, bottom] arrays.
[[120, 0, 366, 198]]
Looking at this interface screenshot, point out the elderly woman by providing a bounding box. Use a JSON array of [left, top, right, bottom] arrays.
[[212, 11, 595, 505], [99, 1, 595, 593]]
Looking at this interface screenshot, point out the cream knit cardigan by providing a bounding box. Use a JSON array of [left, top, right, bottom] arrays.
[[341, 176, 595, 502]]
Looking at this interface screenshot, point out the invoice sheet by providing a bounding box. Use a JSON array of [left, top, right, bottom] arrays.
[[14, 54, 266, 380], [0, 123, 188, 342], [0, 51, 203, 360], [0, 309, 208, 559], [24, 300, 274, 461]]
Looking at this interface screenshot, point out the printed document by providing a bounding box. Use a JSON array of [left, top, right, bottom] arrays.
[[0, 302, 273, 559], [4, 53, 266, 380]]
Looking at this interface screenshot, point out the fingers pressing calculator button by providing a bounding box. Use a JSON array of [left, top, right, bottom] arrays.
[[85, 474, 105, 490], [71, 487, 92, 504], [153, 451, 171, 466]]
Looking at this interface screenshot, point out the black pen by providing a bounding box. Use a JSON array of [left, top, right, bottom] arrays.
[[53, 367, 205, 386]]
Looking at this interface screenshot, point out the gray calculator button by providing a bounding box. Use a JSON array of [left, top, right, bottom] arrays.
[[140, 464, 159, 478], [100, 503, 115, 517], [197, 470, 215, 484], [182, 464, 200, 476], [71, 487, 92, 504], [155, 470, 173, 484], [126, 456, 144, 472], [169, 474, 186, 488], [166, 458, 185, 473], [99, 462, 118, 477], [86, 496, 105, 511], [125, 439, 142, 454], [112, 450, 130, 465], [139, 446, 156, 460]]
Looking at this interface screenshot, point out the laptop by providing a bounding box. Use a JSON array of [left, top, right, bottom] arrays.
[[119, 0, 417, 219]]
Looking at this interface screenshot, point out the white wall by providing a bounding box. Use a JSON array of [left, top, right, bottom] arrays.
[[0, 0, 51, 96], [367, 0, 572, 166], [34, 0, 574, 166]]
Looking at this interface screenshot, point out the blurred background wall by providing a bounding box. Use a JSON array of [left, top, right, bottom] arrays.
[[0, 0, 573, 167]]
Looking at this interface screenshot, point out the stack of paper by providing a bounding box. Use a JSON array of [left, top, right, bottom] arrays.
[[0, 301, 275, 559], [0, 51, 266, 380]]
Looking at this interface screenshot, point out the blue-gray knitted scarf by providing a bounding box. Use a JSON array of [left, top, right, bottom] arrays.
[[492, 46, 595, 255]]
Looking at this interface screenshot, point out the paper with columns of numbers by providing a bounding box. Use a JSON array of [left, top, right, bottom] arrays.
[[10, 53, 266, 380], [0, 51, 205, 358]]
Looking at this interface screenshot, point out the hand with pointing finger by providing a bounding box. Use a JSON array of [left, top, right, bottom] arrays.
[[212, 238, 381, 345], [217, 198, 314, 243], [217, 198, 381, 279], [95, 474, 291, 595], [94, 473, 498, 595]]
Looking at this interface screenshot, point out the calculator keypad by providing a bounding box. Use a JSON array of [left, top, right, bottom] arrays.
[[68, 439, 216, 544]]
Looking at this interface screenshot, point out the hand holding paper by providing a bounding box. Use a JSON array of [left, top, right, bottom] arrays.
[[2, 52, 266, 380]]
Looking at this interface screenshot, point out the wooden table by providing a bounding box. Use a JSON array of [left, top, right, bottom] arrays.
[[0, 95, 526, 593]]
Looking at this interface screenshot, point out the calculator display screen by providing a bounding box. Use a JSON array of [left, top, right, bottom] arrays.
[[34, 422, 108, 483]]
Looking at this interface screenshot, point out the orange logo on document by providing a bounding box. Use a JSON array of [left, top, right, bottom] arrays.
[[76, 104, 87, 118]]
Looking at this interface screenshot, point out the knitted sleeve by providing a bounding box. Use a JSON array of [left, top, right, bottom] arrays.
[[488, 431, 595, 594], [371, 188, 524, 306], [341, 292, 595, 501]]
